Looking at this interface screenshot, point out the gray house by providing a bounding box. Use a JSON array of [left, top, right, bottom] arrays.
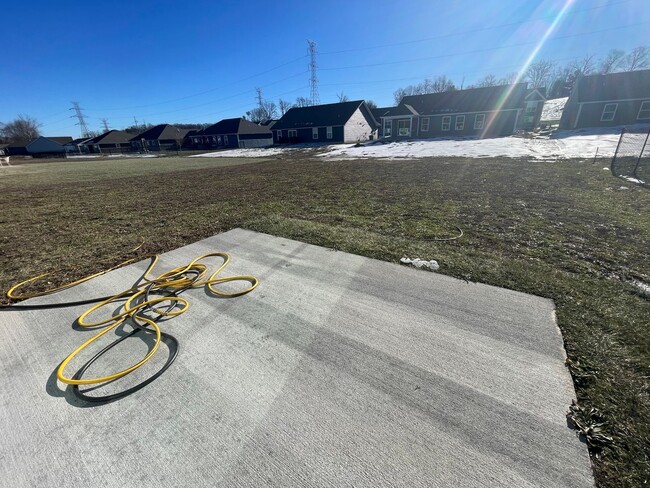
[[382, 84, 530, 140], [273, 100, 378, 144], [560, 69, 650, 130], [83, 130, 133, 154], [5, 136, 71, 156], [191, 118, 273, 149], [130, 124, 190, 151]]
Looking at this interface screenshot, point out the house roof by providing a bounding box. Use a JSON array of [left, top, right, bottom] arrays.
[[130, 124, 190, 142], [199, 118, 272, 136], [569, 69, 650, 103], [400, 84, 529, 115], [85, 130, 133, 145], [47, 136, 73, 144], [272, 100, 377, 130]]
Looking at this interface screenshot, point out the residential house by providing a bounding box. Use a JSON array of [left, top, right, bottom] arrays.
[[273, 100, 379, 144], [191, 118, 273, 149], [5, 136, 71, 156], [560, 69, 650, 129], [83, 130, 133, 153], [371, 106, 400, 138], [130, 124, 190, 151], [517, 88, 546, 131], [64, 137, 93, 154], [383, 84, 530, 140]]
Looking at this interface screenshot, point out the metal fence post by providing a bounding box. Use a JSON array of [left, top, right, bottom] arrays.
[[632, 128, 650, 181], [611, 127, 626, 175]]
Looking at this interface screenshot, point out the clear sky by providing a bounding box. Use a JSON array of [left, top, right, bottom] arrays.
[[2, 0, 649, 137]]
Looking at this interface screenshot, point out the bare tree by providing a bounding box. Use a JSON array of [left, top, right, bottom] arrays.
[[247, 88, 278, 123], [365, 100, 378, 109], [336, 92, 350, 103], [430, 75, 456, 93], [294, 96, 313, 107], [393, 87, 415, 105], [278, 99, 292, 116], [625, 46, 649, 71], [571, 54, 596, 76], [526, 60, 555, 88], [475, 74, 499, 87], [0, 115, 41, 142], [599, 49, 626, 74]]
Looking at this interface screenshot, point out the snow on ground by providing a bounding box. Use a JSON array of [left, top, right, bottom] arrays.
[[190, 147, 289, 158], [320, 127, 633, 161], [541, 97, 568, 122]]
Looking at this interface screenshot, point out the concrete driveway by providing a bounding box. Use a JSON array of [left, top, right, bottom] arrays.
[[0, 228, 593, 487]]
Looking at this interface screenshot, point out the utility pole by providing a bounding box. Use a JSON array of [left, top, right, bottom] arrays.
[[70, 101, 91, 139], [101, 118, 110, 132], [308, 40, 319, 106]]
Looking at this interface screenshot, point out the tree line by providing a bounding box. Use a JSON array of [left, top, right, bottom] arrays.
[[392, 45, 649, 105]]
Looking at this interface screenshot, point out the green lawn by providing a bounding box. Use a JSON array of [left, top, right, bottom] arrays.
[[1, 154, 648, 486]]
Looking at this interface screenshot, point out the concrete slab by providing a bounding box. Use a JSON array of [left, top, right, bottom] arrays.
[[0, 228, 593, 487]]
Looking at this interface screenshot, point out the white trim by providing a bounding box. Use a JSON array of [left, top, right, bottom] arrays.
[[288, 129, 297, 138], [637, 100, 650, 120], [455, 115, 465, 131], [600, 103, 618, 122], [441, 116, 451, 131], [474, 113, 485, 130], [578, 97, 650, 105], [420, 117, 430, 132], [382, 108, 519, 119]]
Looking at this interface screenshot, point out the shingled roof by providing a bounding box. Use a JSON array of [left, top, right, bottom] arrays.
[[400, 84, 528, 115], [272, 100, 378, 130], [130, 124, 190, 141], [85, 130, 133, 145], [569, 69, 650, 103], [199, 118, 272, 136]]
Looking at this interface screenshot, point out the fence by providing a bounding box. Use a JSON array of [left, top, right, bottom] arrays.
[[611, 127, 650, 187]]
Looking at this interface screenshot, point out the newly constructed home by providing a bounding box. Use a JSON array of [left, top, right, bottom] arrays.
[[383, 84, 531, 140], [5, 136, 71, 156], [519, 88, 547, 131], [83, 130, 133, 153], [273, 100, 378, 144], [130, 124, 190, 151], [560, 69, 650, 130], [190, 118, 273, 149]]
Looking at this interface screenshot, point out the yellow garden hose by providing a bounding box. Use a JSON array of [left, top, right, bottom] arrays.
[[5, 251, 258, 397]]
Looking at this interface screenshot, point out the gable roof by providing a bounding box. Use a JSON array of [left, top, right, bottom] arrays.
[[569, 69, 650, 103], [199, 118, 272, 136], [85, 130, 133, 145], [272, 100, 377, 130], [47, 136, 73, 144], [130, 124, 190, 141], [400, 84, 529, 115]]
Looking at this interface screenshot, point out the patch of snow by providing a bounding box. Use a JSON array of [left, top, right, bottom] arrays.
[[632, 280, 650, 295], [320, 126, 638, 161], [622, 176, 645, 184], [400, 257, 440, 270], [65, 154, 101, 159], [540, 97, 568, 122], [190, 147, 291, 158]]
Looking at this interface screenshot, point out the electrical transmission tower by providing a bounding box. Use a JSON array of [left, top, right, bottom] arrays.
[[101, 118, 110, 132], [308, 40, 319, 106], [70, 102, 91, 138]]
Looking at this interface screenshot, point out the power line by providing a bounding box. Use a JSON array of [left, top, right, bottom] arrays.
[[84, 54, 309, 112], [320, 21, 650, 71], [319, 0, 636, 55], [69, 102, 91, 139]]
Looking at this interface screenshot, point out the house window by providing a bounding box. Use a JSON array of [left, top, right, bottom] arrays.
[[525, 101, 537, 115], [420, 117, 430, 132], [455, 115, 465, 131], [217, 136, 222, 145], [224, 135, 229, 145], [601, 103, 618, 122], [384, 120, 392, 137], [313, 128, 318, 140], [327, 126, 333, 139], [441, 116, 451, 131], [398, 119, 410, 136], [638, 101, 650, 120], [289, 129, 297, 139], [276, 130, 282, 140], [474, 114, 485, 130]]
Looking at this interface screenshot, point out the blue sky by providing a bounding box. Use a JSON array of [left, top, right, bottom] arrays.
[[3, 0, 649, 137]]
